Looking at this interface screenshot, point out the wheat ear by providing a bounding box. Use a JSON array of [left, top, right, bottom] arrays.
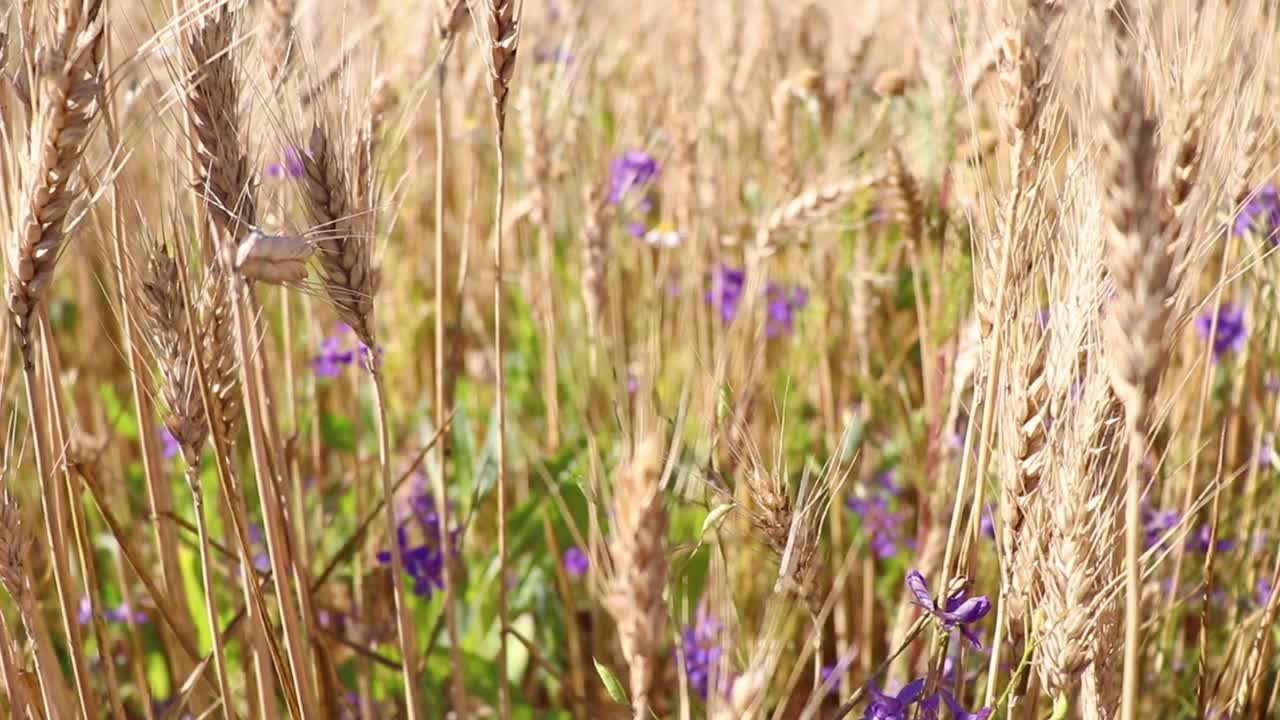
[[1097, 41, 1178, 720], [181, 0, 255, 245], [604, 439, 669, 720], [139, 241, 235, 709], [754, 174, 877, 258]]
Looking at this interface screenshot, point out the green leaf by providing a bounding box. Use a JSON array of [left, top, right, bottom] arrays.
[[319, 411, 355, 452], [1051, 694, 1070, 720], [99, 383, 139, 441], [594, 658, 628, 706]]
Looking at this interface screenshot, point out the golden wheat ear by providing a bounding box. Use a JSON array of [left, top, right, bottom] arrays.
[[603, 438, 669, 720]]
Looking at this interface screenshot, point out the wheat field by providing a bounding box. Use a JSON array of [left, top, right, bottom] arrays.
[[0, 0, 1278, 718]]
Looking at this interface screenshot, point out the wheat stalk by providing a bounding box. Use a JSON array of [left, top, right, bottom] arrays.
[[432, 0, 469, 713], [1, 2, 109, 714], [1096, 38, 1178, 720], [138, 239, 236, 710], [298, 101, 425, 717], [477, 2, 522, 714], [0, 485, 73, 719]]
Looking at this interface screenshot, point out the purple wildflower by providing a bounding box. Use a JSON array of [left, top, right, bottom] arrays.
[[79, 596, 147, 626], [1195, 304, 1248, 360], [1261, 434, 1274, 472], [905, 570, 992, 649], [939, 627, 988, 688], [311, 325, 356, 377], [317, 608, 347, 633], [679, 608, 727, 700], [562, 546, 589, 579], [980, 504, 995, 540], [1256, 577, 1272, 607], [862, 678, 926, 720], [160, 427, 179, 460], [247, 523, 271, 572], [1234, 184, 1280, 244], [266, 147, 305, 180], [1141, 503, 1179, 550], [764, 283, 808, 338], [874, 469, 901, 495], [706, 265, 747, 324], [847, 469, 908, 557], [820, 650, 856, 697], [104, 603, 148, 624], [534, 45, 574, 65], [819, 664, 840, 695], [626, 220, 648, 238], [625, 373, 639, 394], [1188, 525, 1235, 554], [607, 150, 660, 205], [847, 494, 909, 559], [376, 479, 458, 600]]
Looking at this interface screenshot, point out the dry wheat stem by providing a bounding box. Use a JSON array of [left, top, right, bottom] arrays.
[[0, 610, 34, 718], [38, 314, 129, 720], [579, 185, 609, 375], [0, 486, 73, 719], [369, 364, 424, 720], [298, 106, 422, 716], [433, 2, 469, 711], [479, 3, 522, 715], [226, 270, 318, 717], [20, 357, 92, 717], [179, 0, 315, 710], [185, 462, 235, 711]]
